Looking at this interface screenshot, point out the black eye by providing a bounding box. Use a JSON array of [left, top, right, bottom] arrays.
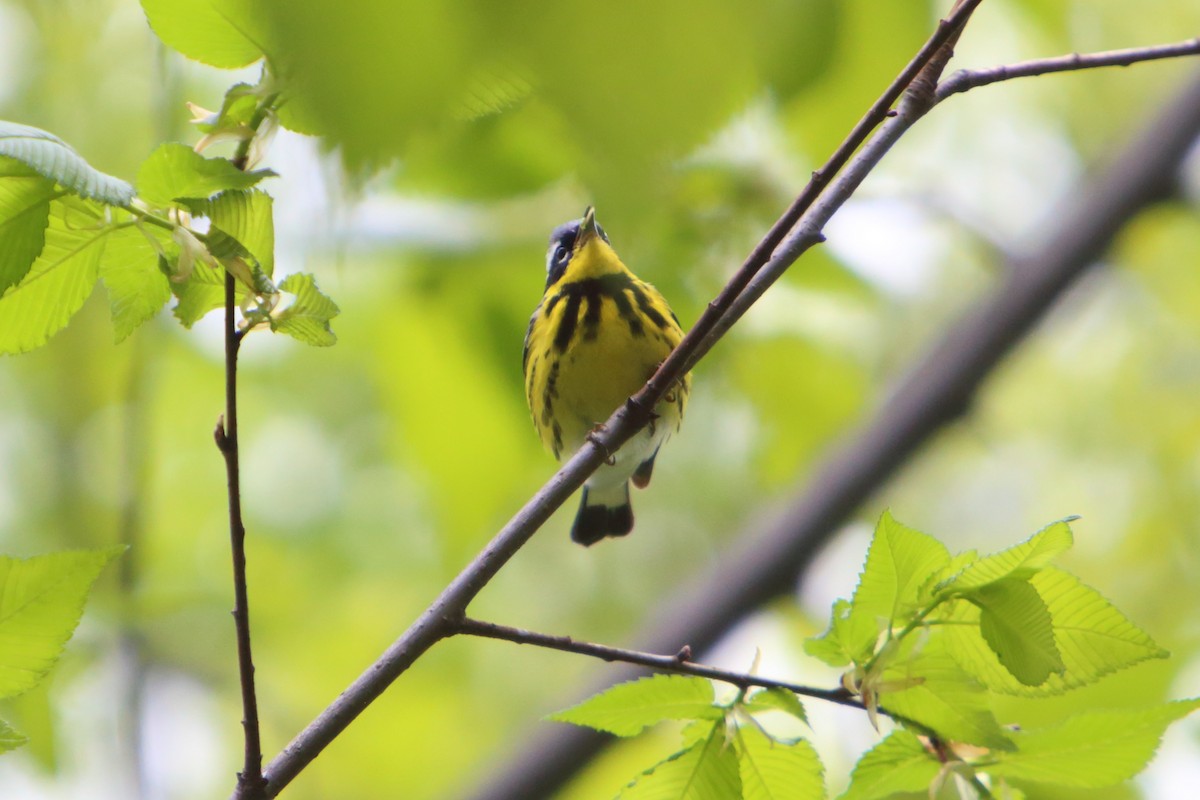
[[553, 245, 569, 264]]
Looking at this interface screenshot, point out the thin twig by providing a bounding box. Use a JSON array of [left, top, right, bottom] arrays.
[[220, 103, 276, 800], [937, 37, 1200, 100], [255, 4, 986, 795], [455, 617, 860, 709]]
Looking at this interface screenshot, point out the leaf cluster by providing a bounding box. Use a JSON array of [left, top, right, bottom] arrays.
[[0, 103, 338, 353], [551, 675, 825, 799], [555, 515, 1196, 799]]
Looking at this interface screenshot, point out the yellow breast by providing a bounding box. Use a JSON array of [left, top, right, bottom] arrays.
[[524, 240, 688, 459]]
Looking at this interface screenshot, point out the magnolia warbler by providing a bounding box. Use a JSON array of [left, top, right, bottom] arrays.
[[523, 207, 690, 546]]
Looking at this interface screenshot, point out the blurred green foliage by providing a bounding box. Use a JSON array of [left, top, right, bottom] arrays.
[[0, 0, 1198, 798]]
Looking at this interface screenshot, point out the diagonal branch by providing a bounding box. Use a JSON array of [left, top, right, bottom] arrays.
[[937, 37, 1200, 100], [466, 64, 1200, 800], [254, 2, 987, 796]]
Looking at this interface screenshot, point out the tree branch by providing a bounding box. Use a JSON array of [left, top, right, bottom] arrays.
[[454, 617, 860, 710], [465, 64, 1200, 800], [937, 37, 1200, 100], [255, 3, 987, 796]]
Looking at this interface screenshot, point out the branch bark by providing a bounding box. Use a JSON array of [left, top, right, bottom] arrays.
[[464, 65, 1200, 800]]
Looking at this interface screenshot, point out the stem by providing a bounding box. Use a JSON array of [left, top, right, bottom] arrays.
[[220, 96, 276, 800], [218, 275, 264, 799], [455, 618, 861, 710], [862, 602, 941, 678]]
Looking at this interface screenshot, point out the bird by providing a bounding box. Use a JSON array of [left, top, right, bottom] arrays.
[[523, 206, 690, 546]]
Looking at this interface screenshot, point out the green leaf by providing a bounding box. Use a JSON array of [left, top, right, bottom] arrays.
[[837, 730, 939, 800], [937, 519, 1075, 595], [737, 724, 826, 800], [0, 198, 111, 354], [548, 675, 721, 737], [0, 717, 27, 754], [202, 189, 273, 276], [140, 0, 264, 69], [0, 547, 124, 700], [136, 144, 274, 208], [806, 599, 880, 668], [969, 578, 1063, 686], [853, 512, 952, 625], [987, 700, 1200, 788], [0, 122, 134, 205], [743, 688, 808, 726], [271, 273, 339, 346], [191, 83, 261, 136], [170, 253, 235, 327], [2, 681, 56, 768], [97, 218, 173, 342], [0, 158, 57, 293], [878, 638, 1013, 751], [619, 719, 741, 800], [943, 567, 1166, 695], [846, 511, 951, 642]]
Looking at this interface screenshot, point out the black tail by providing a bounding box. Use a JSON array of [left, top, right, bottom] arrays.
[[571, 485, 634, 546]]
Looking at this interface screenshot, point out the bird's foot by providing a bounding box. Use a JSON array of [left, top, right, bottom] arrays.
[[586, 425, 617, 465]]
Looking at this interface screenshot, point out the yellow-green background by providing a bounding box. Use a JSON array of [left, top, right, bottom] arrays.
[[0, 0, 1198, 798]]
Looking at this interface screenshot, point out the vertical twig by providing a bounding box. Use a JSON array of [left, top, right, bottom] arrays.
[[215, 294, 263, 799], [216, 104, 275, 800]]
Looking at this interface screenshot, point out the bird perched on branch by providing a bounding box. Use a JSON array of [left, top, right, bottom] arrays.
[[523, 206, 689, 546]]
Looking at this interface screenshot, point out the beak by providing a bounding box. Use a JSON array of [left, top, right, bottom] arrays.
[[575, 206, 598, 251]]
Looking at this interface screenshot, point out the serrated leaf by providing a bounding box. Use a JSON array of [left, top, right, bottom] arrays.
[[743, 688, 808, 726], [943, 567, 1166, 695], [837, 730, 939, 800], [969, 578, 1063, 686], [806, 599, 879, 668], [0, 198, 112, 354], [0, 158, 58, 293], [737, 724, 825, 800], [0, 122, 134, 206], [878, 637, 1013, 751], [850, 511, 951, 635], [200, 189, 273, 276], [98, 221, 173, 342], [549, 676, 721, 738], [619, 719, 741, 800], [140, 0, 264, 69], [0, 547, 124, 699], [136, 143, 274, 208], [0, 717, 27, 754], [937, 519, 1075, 595], [987, 700, 1200, 788], [271, 273, 339, 346]]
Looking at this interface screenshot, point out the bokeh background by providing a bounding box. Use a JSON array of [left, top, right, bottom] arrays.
[[1, 0, 1200, 798]]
